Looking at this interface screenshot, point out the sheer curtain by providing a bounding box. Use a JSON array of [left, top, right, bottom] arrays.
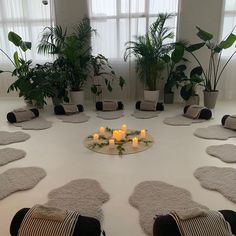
[[218, 0, 236, 100], [87, 0, 179, 100], [0, 0, 55, 96]]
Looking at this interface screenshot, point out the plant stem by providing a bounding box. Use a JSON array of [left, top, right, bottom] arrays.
[[216, 50, 236, 87], [0, 49, 16, 66], [190, 51, 208, 83]]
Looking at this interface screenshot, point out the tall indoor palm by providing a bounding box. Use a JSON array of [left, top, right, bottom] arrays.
[[124, 13, 174, 91], [38, 17, 95, 91]]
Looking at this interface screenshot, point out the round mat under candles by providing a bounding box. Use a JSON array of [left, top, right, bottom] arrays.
[[84, 129, 154, 156]]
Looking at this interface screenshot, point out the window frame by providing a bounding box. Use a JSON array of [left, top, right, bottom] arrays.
[[89, 0, 180, 59]]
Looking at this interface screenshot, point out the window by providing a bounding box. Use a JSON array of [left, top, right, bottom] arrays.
[[0, 0, 54, 65], [88, 0, 179, 59], [221, 0, 236, 57]]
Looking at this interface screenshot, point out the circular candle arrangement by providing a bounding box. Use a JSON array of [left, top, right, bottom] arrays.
[[84, 125, 154, 156]]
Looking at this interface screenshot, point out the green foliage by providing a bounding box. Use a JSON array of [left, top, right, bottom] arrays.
[[186, 26, 236, 91], [164, 41, 187, 93], [180, 66, 203, 101], [124, 13, 174, 91], [0, 31, 50, 107], [38, 17, 95, 91], [90, 54, 125, 95]]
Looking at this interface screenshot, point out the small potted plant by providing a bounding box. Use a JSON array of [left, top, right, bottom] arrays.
[[180, 66, 203, 105], [124, 13, 174, 102], [90, 54, 125, 102], [186, 26, 236, 108], [163, 42, 186, 104]]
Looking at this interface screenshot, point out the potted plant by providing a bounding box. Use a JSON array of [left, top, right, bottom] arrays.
[[38, 17, 95, 105], [186, 26, 236, 108], [124, 13, 174, 102], [163, 42, 186, 104], [90, 54, 125, 102], [180, 66, 203, 105], [0, 31, 53, 108]]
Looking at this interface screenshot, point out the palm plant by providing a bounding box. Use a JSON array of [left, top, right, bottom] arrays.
[[124, 13, 174, 91], [38, 17, 95, 91]]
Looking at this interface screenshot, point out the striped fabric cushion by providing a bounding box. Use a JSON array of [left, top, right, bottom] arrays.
[[18, 206, 80, 236], [171, 210, 233, 236]]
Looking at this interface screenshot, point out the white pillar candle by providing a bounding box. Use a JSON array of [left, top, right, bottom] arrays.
[[109, 139, 115, 148], [121, 124, 127, 132], [132, 137, 138, 148], [93, 133, 99, 141], [140, 129, 146, 138], [99, 127, 105, 135]]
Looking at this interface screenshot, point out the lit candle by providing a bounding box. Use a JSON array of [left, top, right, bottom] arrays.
[[140, 129, 146, 138], [121, 124, 127, 132], [120, 130, 126, 139], [109, 139, 115, 148], [132, 137, 138, 148], [99, 127, 105, 135], [93, 133, 99, 141]]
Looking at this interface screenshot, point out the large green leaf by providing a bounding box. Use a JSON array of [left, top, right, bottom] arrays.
[[186, 42, 205, 52], [20, 41, 32, 52], [196, 26, 213, 41], [190, 66, 203, 77], [171, 44, 184, 63], [8, 32, 22, 47], [162, 54, 170, 63], [0, 70, 4, 73], [13, 51, 20, 68], [219, 33, 236, 49], [176, 64, 187, 71]]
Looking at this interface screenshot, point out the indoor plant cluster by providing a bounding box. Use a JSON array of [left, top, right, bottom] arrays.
[[124, 13, 236, 108], [0, 18, 125, 108]]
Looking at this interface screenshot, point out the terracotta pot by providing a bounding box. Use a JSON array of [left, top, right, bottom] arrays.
[[164, 93, 174, 104], [203, 90, 219, 109], [144, 90, 160, 102]]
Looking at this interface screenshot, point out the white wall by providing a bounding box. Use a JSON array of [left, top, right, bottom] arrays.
[[0, 0, 225, 100]]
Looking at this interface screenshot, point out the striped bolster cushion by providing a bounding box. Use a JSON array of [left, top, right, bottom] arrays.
[[18, 206, 80, 236], [171, 210, 233, 236]]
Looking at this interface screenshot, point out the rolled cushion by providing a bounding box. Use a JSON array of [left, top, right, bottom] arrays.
[[7, 109, 39, 124], [136, 101, 164, 111], [54, 104, 84, 115], [183, 105, 212, 120], [10, 208, 102, 236], [96, 101, 123, 111], [153, 210, 236, 236], [221, 115, 236, 130]]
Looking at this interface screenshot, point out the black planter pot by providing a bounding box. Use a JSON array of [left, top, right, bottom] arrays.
[[164, 93, 174, 104]]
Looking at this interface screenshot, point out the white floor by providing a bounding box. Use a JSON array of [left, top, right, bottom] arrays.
[[0, 98, 236, 236]]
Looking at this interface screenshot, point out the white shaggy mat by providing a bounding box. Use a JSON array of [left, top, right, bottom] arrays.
[[0, 131, 30, 145], [132, 110, 159, 119], [0, 167, 46, 200], [14, 118, 52, 130], [0, 148, 26, 166], [129, 181, 207, 236], [44, 179, 110, 222], [194, 166, 236, 204], [57, 113, 90, 123], [194, 125, 236, 140], [206, 144, 236, 163], [163, 115, 206, 126], [96, 110, 124, 120]]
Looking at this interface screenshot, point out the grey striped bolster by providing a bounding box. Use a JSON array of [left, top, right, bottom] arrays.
[[18, 206, 80, 236], [171, 210, 233, 236]]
